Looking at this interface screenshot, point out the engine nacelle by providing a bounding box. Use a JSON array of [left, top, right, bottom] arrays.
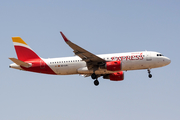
[[106, 61, 122, 71], [103, 71, 124, 81]]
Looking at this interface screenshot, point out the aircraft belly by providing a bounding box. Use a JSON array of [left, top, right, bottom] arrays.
[[78, 67, 121, 74], [54, 67, 76, 75]]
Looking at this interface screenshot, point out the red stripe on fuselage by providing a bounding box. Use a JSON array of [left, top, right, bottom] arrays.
[[21, 59, 56, 75]]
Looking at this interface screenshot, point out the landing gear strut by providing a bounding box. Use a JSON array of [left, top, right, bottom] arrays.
[[91, 73, 99, 86], [148, 69, 152, 78]]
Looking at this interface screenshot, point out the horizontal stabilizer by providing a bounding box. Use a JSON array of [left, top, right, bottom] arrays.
[[9, 58, 32, 68]]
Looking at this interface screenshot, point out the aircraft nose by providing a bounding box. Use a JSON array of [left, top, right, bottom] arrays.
[[164, 57, 171, 65]]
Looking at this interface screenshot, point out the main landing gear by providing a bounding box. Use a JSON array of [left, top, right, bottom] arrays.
[[148, 69, 152, 78], [94, 80, 99, 86], [91, 73, 99, 86]]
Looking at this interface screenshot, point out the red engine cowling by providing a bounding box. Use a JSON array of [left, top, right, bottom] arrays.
[[106, 61, 122, 71], [103, 71, 124, 81], [109, 71, 124, 81]]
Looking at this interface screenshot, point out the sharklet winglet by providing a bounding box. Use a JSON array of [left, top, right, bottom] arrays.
[[60, 31, 69, 42]]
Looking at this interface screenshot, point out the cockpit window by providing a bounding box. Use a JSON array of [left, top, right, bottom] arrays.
[[157, 54, 164, 56]]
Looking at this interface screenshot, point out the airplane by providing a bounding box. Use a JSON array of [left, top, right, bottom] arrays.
[[9, 32, 171, 86]]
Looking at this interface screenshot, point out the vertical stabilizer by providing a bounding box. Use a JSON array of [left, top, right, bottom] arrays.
[[12, 37, 40, 61]]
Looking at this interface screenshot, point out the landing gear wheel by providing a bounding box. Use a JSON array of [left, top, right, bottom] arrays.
[[91, 73, 97, 79], [147, 69, 152, 78], [94, 80, 99, 86], [148, 74, 152, 78]]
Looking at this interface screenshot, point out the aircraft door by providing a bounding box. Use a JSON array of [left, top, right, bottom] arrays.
[[40, 60, 45, 69], [146, 51, 152, 61]]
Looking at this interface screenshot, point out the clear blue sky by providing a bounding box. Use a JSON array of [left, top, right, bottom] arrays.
[[0, 0, 180, 120]]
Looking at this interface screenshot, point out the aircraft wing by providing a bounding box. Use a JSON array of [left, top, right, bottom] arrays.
[[60, 32, 106, 69]]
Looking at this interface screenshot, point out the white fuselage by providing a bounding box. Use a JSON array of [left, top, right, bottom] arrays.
[[34, 51, 170, 75]]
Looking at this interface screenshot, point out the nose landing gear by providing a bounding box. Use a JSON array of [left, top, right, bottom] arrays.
[[148, 69, 152, 78]]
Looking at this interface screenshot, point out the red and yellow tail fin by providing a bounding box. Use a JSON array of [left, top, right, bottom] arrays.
[[12, 37, 40, 61]]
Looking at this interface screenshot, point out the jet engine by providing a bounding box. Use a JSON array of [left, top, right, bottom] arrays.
[[103, 71, 124, 81], [105, 61, 122, 71]]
